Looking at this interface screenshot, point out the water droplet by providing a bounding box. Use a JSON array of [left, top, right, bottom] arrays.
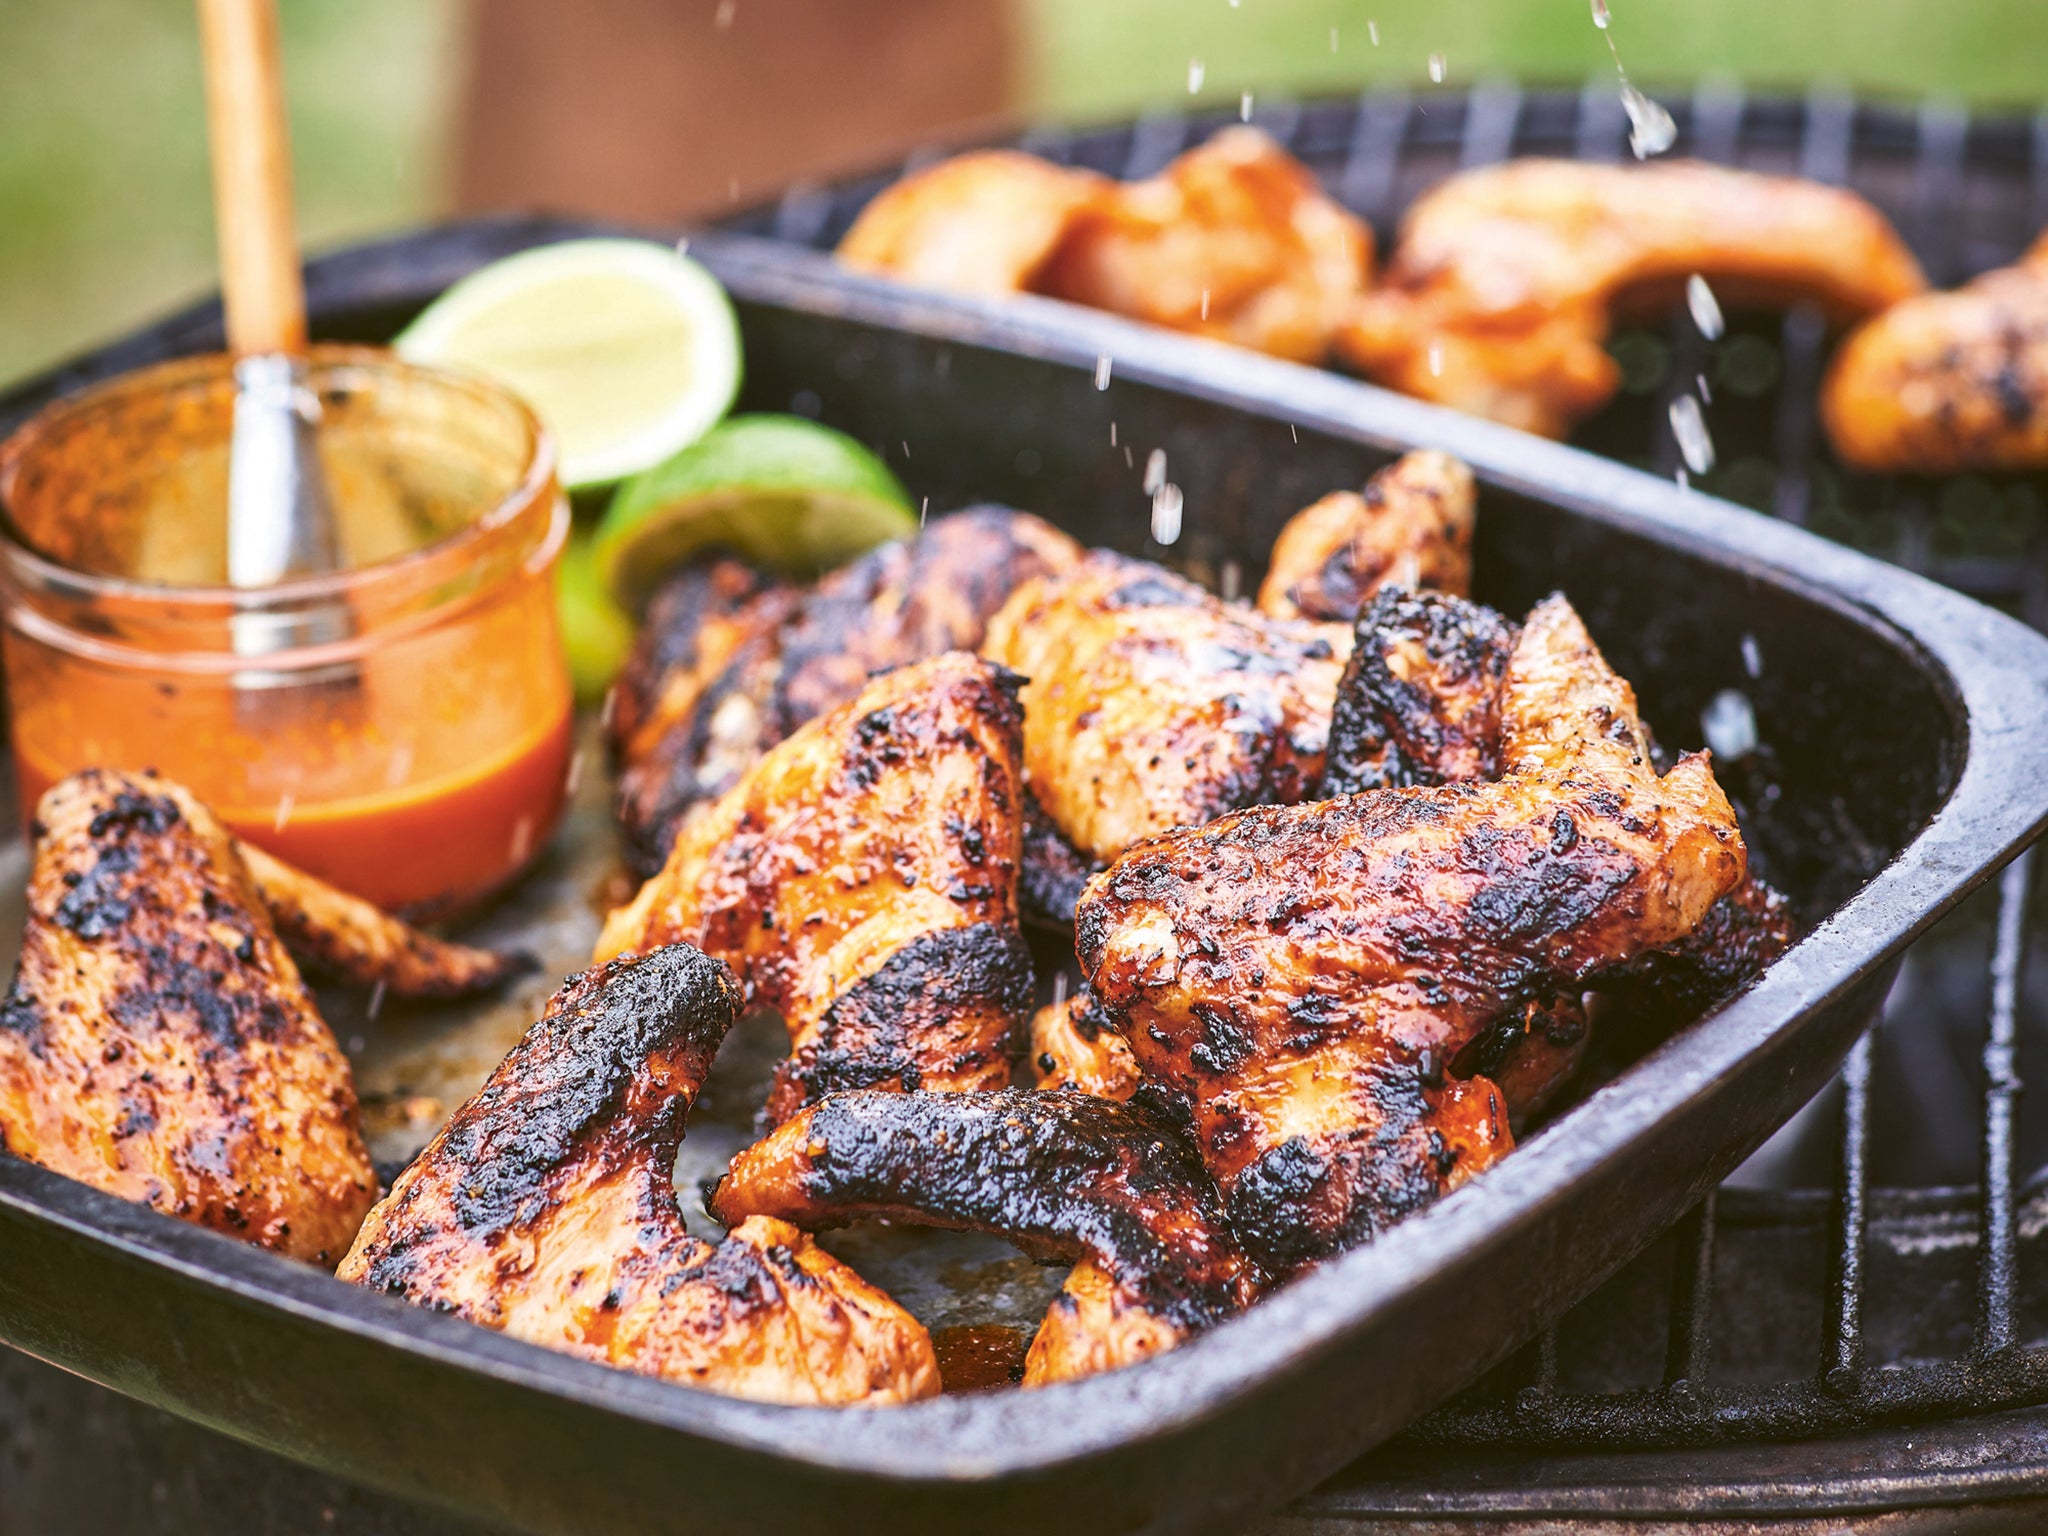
[[1740, 633, 1763, 679], [1590, 0, 1610, 27], [1187, 57, 1206, 93], [1428, 51, 1447, 82], [1669, 394, 1717, 475], [1143, 449, 1167, 494], [1367, 19, 1380, 45], [1200, 288, 1211, 320], [1151, 483, 1185, 545], [1221, 559, 1243, 601], [1700, 689, 1758, 761], [1240, 91, 1254, 122], [1094, 354, 1113, 390], [1427, 341, 1445, 377], [1696, 371, 1713, 405], [1686, 274, 1725, 340], [1622, 84, 1677, 158], [1330, 26, 1340, 51]]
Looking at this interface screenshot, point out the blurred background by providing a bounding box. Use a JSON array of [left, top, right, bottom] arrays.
[[3, 0, 2045, 391]]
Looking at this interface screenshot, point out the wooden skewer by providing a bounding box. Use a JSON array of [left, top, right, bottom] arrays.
[[197, 0, 306, 357]]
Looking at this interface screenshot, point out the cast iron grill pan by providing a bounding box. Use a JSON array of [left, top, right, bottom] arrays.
[[0, 221, 2044, 1536]]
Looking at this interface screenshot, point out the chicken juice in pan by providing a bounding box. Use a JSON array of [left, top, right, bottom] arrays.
[[0, 348, 573, 915]]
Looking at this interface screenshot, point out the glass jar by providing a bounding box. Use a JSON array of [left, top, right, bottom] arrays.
[[0, 345, 573, 916]]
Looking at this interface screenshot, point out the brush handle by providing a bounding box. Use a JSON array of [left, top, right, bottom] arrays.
[[197, 0, 305, 356]]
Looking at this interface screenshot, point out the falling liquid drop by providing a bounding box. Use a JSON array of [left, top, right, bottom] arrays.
[[1188, 58, 1206, 93], [1428, 51, 1447, 82], [1330, 26, 1339, 51], [1622, 83, 1677, 158], [1240, 91, 1254, 121], [1686, 274, 1726, 340], [1151, 483, 1185, 546], [1669, 394, 1717, 475], [1590, 0, 1610, 27], [1426, 341, 1445, 377], [1143, 449, 1167, 494], [1740, 633, 1764, 679], [1094, 354, 1113, 390], [1368, 19, 1380, 44], [1700, 689, 1758, 761]]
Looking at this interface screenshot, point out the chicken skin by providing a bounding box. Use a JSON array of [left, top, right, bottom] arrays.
[[1337, 159, 1926, 437], [598, 652, 1033, 1125], [340, 945, 939, 1406], [841, 129, 1371, 363], [611, 509, 1079, 877], [1035, 128, 1374, 364], [1075, 595, 1746, 1273], [0, 771, 376, 1266], [983, 550, 1349, 868], [1030, 987, 1141, 1100], [715, 1087, 1257, 1384], [1822, 232, 2048, 473], [1257, 451, 1476, 623]]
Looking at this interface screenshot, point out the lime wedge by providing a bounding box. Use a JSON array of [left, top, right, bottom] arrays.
[[395, 239, 741, 492], [556, 530, 638, 703], [596, 415, 917, 612]]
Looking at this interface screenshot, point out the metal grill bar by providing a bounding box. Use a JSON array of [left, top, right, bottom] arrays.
[[1978, 849, 2033, 1355], [1825, 1032, 1872, 1383], [1663, 1194, 1716, 1387]]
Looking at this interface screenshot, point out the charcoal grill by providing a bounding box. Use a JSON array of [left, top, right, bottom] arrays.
[[4, 85, 2048, 1536]]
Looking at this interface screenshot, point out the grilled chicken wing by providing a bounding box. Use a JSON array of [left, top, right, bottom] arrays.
[[983, 550, 1348, 867], [1596, 872, 1797, 1043], [611, 509, 1079, 877], [0, 771, 375, 1265], [715, 1087, 1256, 1384], [1318, 585, 1518, 797], [239, 842, 521, 999], [598, 652, 1033, 1125], [1337, 159, 1925, 437], [340, 945, 938, 1405], [1036, 128, 1373, 363], [1822, 232, 2048, 472], [1030, 987, 1140, 1100], [838, 150, 1111, 296], [1257, 451, 1476, 623], [1075, 594, 1746, 1272], [841, 130, 1370, 363]]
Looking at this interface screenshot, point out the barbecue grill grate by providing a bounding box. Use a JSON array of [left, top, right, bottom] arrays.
[[726, 83, 2048, 1451]]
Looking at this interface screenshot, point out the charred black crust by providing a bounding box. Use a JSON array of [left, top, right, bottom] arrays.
[[356, 944, 741, 1291], [785, 923, 1034, 1106], [1595, 875, 1798, 1036], [1320, 587, 1516, 798], [1019, 788, 1102, 929], [770, 1087, 1250, 1329]]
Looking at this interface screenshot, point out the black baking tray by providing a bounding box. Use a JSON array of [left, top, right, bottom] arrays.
[[2, 219, 2047, 1536]]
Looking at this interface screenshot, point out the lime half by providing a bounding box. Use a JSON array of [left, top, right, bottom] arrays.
[[596, 415, 917, 612], [556, 530, 638, 703], [395, 238, 741, 492]]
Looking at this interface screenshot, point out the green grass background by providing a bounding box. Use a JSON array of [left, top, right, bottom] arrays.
[[2, 0, 2043, 389]]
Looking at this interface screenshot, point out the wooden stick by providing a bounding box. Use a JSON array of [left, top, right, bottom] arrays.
[[196, 0, 306, 356]]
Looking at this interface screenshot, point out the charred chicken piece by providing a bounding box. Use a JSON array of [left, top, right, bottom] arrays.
[[1019, 788, 1104, 929], [598, 652, 1033, 1124], [838, 150, 1112, 296], [0, 771, 375, 1265], [1257, 451, 1476, 623], [1318, 586, 1519, 798], [983, 550, 1348, 867], [1076, 594, 1746, 1273], [340, 946, 938, 1405], [714, 1087, 1257, 1384], [840, 130, 1371, 363], [1337, 159, 1925, 437], [239, 842, 523, 999], [1035, 128, 1373, 363], [1822, 232, 2048, 473], [1030, 987, 1141, 1100], [610, 509, 1080, 877], [1596, 873, 1798, 1043]]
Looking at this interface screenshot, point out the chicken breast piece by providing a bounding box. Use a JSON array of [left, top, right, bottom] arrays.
[[611, 509, 1080, 877], [1075, 595, 1746, 1273], [340, 945, 938, 1405], [715, 1087, 1256, 1385], [599, 652, 1033, 1125], [1822, 232, 2048, 473], [1037, 127, 1373, 363], [1029, 986, 1141, 1100], [1337, 159, 1925, 436], [839, 150, 1112, 296], [983, 550, 1349, 867], [1257, 451, 1476, 623], [0, 770, 376, 1266]]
